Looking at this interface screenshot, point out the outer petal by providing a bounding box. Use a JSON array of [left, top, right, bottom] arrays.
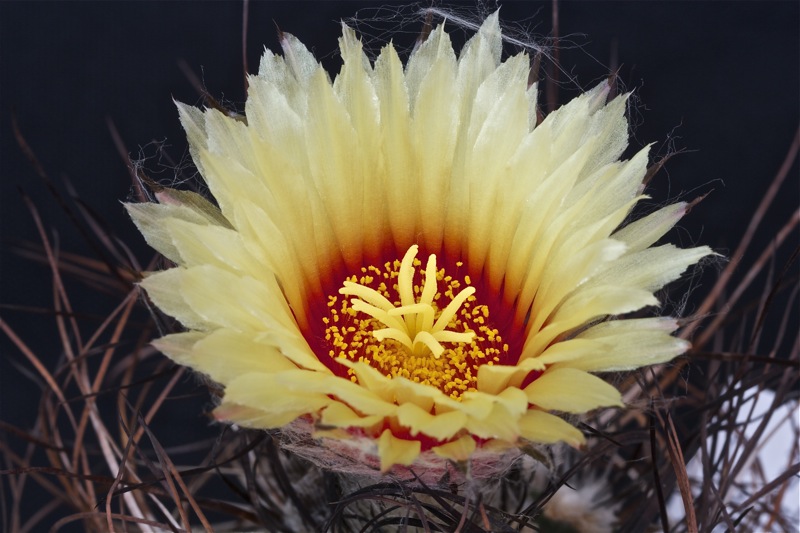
[[592, 244, 714, 292], [432, 434, 476, 461], [524, 285, 659, 356], [219, 372, 333, 427], [518, 410, 585, 446], [524, 367, 624, 413], [153, 329, 298, 384], [565, 317, 690, 372], [320, 402, 384, 428], [125, 199, 222, 265], [378, 429, 421, 472], [396, 403, 468, 441], [161, 218, 260, 275], [613, 202, 688, 252], [139, 269, 208, 331]]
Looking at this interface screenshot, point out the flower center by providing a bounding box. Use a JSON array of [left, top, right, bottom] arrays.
[[321, 245, 510, 399]]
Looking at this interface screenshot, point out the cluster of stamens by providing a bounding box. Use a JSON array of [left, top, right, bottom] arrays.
[[322, 245, 509, 399]]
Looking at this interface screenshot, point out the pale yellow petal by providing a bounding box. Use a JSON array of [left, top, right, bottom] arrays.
[[396, 402, 467, 440], [378, 429, 421, 472], [464, 400, 521, 441], [475, 363, 518, 396], [175, 100, 209, 155], [464, 53, 531, 272], [161, 218, 259, 274], [460, 388, 527, 440], [524, 284, 659, 355], [373, 42, 416, 248], [220, 372, 333, 427], [389, 376, 438, 413], [563, 317, 689, 372], [343, 360, 396, 404], [405, 25, 455, 108], [612, 202, 687, 252], [139, 269, 209, 331], [255, 49, 302, 105], [518, 409, 585, 446], [502, 137, 594, 302], [175, 265, 295, 333], [213, 403, 292, 428], [203, 107, 261, 172], [526, 82, 539, 131], [476, 358, 548, 394], [230, 198, 314, 317], [153, 188, 232, 228], [524, 367, 623, 413], [321, 376, 397, 418], [455, 11, 502, 125], [432, 435, 476, 462], [246, 75, 305, 159], [304, 67, 364, 266], [153, 328, 298, 384], [530, 238, 628, 328], [334, 26, 386, 254], [592, 244, 714, 292], [410, 29, 459, 252], [564, 139, 648, 222], [277, 31, 319, 87], [126, 201, 221, 265], [320, 402, 384, 429], [520, 338, 601, 367], [150, 331, 205, 360], [256, 330, 330, 373]]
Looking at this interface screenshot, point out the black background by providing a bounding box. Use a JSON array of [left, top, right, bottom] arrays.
[[1, 1, 798, 527]]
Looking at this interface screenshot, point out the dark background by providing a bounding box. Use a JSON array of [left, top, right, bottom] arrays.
[[1, 0, 797, 527]]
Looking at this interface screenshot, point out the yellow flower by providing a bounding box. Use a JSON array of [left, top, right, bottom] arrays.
[[127, 14, 712, 473]]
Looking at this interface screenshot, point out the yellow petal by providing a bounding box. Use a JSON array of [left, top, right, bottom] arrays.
[[612, 202, 687, 253], [213, 403, 284, 427], [464, 399, 521, 441], [154, 187, 232, 226], [139, 269, 208, 331], [125, 201, 212, 264], [275, 31, 319, 86], [523, 284, 659, 357], [411, 29, 459, 252], [395, 402, 467, 440], [464, 53, 531, 272], [304, 69, 362, 265], [564, 317, 689, 372], [342, 360, 396, 403], [504, 134, 602, 308], [522, 338, 603, 366], [153, 328, 298, 384], [518, 410, 585, 447], [162, 217, 258, 274], [476, 357, 552, 394], [176, 100, 209, 156], [546, 284, 658, 333], [524, 368, 623, 413], [378, 429, 421, 472], [174, 265, 296, 333], [222, 372, 332, 427], [322, 376, 397, 417], [373, 42, 416, 248], [593, 244, 715, 292], [432, 434, 476, 461], [320, 402, 384, 428], [149, 331, 204, 360]]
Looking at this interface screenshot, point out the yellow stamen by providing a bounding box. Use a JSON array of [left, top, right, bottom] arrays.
[[327, 245, 509, 399], [339, 245, 475, 359]]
